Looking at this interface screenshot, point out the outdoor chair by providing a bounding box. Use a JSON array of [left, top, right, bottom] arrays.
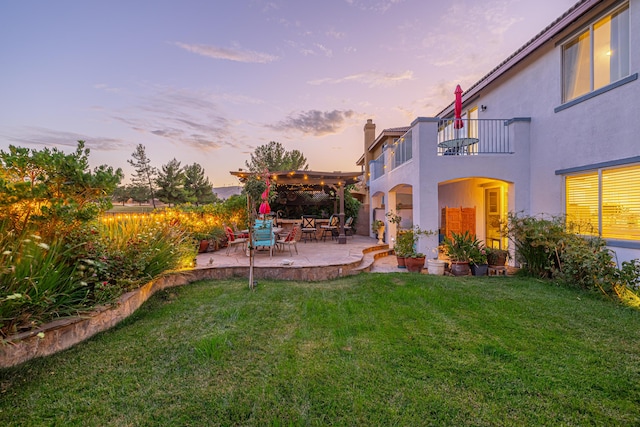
[[343, 216, 354, 238], [320, 214, 339, 241], [301, 215, 317, 242], [225, 226, 247, 255], [232, 223, 249, 238], [252, 221, 276, 257], [277, 224, 301, 255]]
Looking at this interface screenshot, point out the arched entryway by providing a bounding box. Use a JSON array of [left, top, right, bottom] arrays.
[[438, 177, 511, 249]]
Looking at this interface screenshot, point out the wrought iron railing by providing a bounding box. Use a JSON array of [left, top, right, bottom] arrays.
[[437, 118, 511, 155]]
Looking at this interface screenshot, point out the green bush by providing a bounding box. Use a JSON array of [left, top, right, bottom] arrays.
[[506, 212, 640, 300], [553, 234, 618, 294], [505, 213, 565, 278], [0, 225, 90, 337]]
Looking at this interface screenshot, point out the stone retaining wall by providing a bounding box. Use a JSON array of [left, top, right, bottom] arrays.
[[0, 258, 367, 369]]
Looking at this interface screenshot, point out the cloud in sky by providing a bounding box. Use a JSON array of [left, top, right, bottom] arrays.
[[346, 0, 405, 13], [1, 127, 129, 152], [308, 70, 413, 87], [172, 42, 278, 63], [268, 110, 356, 136], [110, 87, 245, 151]]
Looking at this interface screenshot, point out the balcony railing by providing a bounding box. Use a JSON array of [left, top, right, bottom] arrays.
[[369, 153, 385, 180], [437, 118, 511, 155], [391, 130, 412, 169]]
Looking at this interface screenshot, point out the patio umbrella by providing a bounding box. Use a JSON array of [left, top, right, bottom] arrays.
[[259, 172, 271, 215], [454, 84, 464, 130]]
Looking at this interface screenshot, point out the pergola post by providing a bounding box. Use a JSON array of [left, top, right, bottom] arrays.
[[337, 184, 346, 244]]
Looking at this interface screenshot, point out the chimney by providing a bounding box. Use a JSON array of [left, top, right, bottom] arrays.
[[363, 119, 376, 182]]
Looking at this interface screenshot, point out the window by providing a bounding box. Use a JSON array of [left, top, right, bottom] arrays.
[[565, 164, 640, 241], [562, 3, 629, 102]]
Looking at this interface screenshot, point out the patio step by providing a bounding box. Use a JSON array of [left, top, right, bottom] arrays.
[[353, 245, 393, 273]]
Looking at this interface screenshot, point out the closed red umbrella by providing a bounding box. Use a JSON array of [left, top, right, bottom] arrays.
[[259, 172, 271, 215], [454, 84, 464, 130]]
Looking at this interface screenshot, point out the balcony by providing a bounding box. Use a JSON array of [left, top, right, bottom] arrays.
[[369, 152, 385, 181], [437, 118, 512, 155]]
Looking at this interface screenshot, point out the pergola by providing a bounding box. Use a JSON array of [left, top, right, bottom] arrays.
[[230, 170, 362, 244]]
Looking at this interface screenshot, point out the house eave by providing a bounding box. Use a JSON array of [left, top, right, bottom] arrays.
[[437, 0, 603, 117]]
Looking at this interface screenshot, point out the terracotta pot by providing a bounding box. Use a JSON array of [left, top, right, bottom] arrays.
[[405, 257, 425, 273], [471, 263, 488, 276], [450, 261, 470, 276], [396, 256, 406, 268], [488, 252, 507, 267], [198, 240, 210, 253]]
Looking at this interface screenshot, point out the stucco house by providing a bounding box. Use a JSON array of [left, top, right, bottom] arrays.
[[361, 0, 639, 263]]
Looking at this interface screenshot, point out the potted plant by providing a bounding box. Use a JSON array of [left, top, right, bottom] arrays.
[[469, 244, 489, 276], [394, 229, 415, 268], [385, 210, 405, 267], [401, 226, 436, 273], [442, 230, 481, 276], [486, 247, 509, 267], [192, 227, 225, 253], [372, 219, 385, 244], [405, 252, 426, 272]]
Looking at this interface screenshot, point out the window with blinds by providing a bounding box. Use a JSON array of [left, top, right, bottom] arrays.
[[566, 173, 599, 235], [565, 164, 640, 241], [602, 166, 640, 240]]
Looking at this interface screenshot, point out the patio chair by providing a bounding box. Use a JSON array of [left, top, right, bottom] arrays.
[[252, 221, 276, 257], [232, 223, 249, 238], [320, 214, 339, 241], [301, 215, 317, 242], [343, 216, 354, 238], [225, 226, 247, 255], [277, 224, 301, 255]]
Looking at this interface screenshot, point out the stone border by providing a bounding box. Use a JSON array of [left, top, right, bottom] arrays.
[[0, 247, 386, 369]]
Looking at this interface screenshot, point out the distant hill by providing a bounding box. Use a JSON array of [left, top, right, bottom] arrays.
[[213, 186, 242, 200]]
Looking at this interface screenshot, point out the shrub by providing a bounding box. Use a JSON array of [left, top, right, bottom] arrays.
[[505, 213, 565, 278], [553, 234, 618, 294], [0, 224, 91, 337], [507, 212, 640, 301]]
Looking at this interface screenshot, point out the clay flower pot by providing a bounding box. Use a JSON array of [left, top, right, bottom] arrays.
[[450, 261, 470, 276], [405, 256, 425, 273]]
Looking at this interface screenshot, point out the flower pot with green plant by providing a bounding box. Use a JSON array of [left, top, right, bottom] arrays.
[[372, 219, 385, 244], [486, 247, 509, 267], [393, 229, 414, 268], [400, 226, 436, 272], [469, 244, 489, 276], [442, 230, 481, 276]]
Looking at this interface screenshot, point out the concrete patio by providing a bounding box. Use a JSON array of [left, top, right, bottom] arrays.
[[194, 235, 401, 280]]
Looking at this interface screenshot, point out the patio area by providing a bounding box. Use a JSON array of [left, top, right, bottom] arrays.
[[194, 235, 399, 279]]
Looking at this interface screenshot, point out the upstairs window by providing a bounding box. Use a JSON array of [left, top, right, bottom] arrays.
[[562, 3, 629, 102]]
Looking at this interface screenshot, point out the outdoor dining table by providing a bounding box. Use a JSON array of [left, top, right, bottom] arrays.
[[438, 137, 478, 154]]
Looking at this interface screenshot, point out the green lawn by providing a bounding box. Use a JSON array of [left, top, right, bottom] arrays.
[[1, 274, 639, 426]]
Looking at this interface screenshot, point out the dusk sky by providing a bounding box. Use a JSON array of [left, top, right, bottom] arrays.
[[1, 0, 578, 187]]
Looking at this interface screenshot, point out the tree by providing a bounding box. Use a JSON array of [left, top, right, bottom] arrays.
[[183, 163, 216, 205], [129, 183, 150, 206], [0, 141, 122, 237], [112, 185, 130, 206], [244, 141, 308, 173], [155, 158, 186, 206], [127, 144, 157, 208]]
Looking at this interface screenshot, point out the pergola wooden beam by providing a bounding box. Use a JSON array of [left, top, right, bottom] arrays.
[[230, 170, 362, 244]]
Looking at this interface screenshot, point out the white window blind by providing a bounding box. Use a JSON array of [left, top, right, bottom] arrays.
[[566, 173, 599, 235], [602, 166, 640, 240]]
